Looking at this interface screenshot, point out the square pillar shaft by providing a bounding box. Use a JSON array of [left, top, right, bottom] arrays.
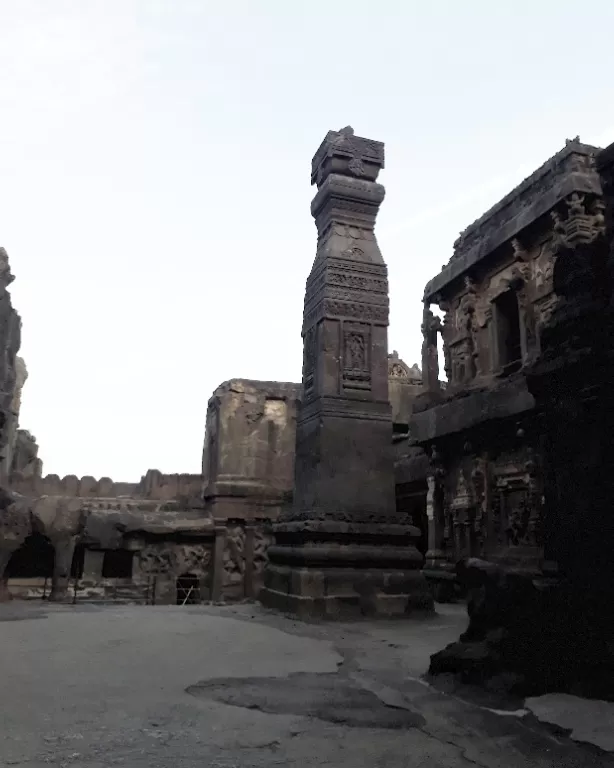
[[261, 126, 432, 618]]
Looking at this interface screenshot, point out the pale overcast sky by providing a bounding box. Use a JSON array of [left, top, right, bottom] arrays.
[[1, 0, 613, 480]]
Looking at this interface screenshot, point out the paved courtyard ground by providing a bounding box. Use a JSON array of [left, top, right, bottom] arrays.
[[0, 601, 612, 768]]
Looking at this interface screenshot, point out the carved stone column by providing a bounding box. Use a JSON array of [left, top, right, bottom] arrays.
[[425, 448, 446, 563], [261, 127, 432, 618], [49, 535, 77, 602], [422, 447, 456, 601]]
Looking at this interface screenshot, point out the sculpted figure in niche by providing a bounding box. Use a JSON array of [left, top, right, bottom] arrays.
[[421, 303, 442, 392], [345, 332, 366, 370], [551, 210, 567, 249], [455, 278, 479, 382], [388, 352, 410, 379], [567, 192, 585, 218], [505, 498, 531, 547]]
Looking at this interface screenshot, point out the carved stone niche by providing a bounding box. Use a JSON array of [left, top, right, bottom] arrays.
[[487, 263, 534, 376], [444, 278, 485, 389], [488, 459, 540, 562], [341, 323, 371, 392], [449, 339, 475, 387]]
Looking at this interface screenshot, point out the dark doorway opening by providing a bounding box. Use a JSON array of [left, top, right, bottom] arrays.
[[395, 483, 428, 555], [102, 550, 134, 579], [176, 573, 200, 605], [6, 533, 55, 578], [494, 290, 522, 373]]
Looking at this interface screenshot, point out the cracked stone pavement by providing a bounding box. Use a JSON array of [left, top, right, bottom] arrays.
[[0, 601, 611, 768]]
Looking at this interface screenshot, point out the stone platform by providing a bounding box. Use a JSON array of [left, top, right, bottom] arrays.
[[261, 521, 433, 619]]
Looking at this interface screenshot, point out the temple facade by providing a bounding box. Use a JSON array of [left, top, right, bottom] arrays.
[[425, 138, 614, 699], [406, 140, 605, 599]]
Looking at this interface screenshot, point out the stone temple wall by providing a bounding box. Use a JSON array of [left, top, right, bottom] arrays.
[[203, 379, 302, 523]]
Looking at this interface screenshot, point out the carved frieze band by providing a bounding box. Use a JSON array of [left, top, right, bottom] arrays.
[[328, 271, 388, 292], [304, 287, 388, 318], [303, 298, 389, 332], [305, 263, 388, 306], [307, 256, 387, 285]]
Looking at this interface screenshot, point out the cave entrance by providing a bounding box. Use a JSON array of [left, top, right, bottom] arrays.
[[6, 533, 55, 579], [176, 573, 200, 605]]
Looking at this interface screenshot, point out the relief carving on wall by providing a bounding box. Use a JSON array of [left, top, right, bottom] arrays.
[[138, 546, 174, 576], [447, 278, 480, 386], [490, 454, 542, 552], [253, 527, 273, 575], [389, 362, 408, 378], [551, 193, 606, 252], [223, 525, 246, 586], [533, 241, 556, 298], [388, 351, 416, 381], [138, 544, 212, 579], [178, 546, 212, 576]]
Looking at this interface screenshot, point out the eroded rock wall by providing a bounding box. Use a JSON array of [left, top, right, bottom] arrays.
[[203, 379, 301, 521]]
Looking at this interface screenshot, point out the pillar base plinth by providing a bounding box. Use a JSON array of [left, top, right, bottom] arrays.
[[261, 520, 433, 619], [261, 563, 433, 620]]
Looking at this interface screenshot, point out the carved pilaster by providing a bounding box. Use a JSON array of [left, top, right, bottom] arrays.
[[471, 456, 489, 556], [425, 447, 446, 562]]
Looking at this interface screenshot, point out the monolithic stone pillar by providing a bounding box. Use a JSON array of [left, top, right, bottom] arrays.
[[425, 450, 446, 563], [421, 304, 442, 394], [261, 126, 432, 619], [49, 535, 77, 602], [422, 447, 456, 601]]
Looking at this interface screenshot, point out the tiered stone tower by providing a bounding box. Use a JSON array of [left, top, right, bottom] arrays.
[[261, 127, 432, 618]]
